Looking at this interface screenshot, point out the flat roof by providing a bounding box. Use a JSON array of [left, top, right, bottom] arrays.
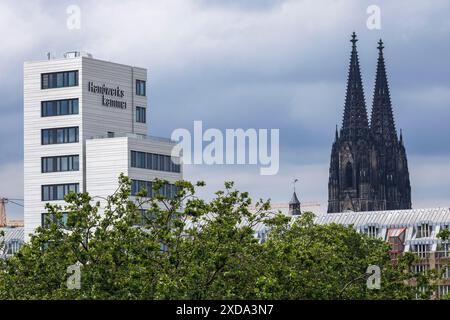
[[24, 54, 146, 71]]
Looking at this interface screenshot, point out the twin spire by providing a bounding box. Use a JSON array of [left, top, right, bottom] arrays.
[[371, 38, 398, 145], [341, 32, 369, 141], [340, 32, 399, 145]]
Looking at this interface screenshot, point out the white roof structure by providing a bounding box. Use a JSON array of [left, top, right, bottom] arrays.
[[252, 208, 450, 253], [0, 227, 24, 258], [314, 207, 450, 229]]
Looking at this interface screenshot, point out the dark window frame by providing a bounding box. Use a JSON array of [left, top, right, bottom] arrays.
[[41, 183, 79, 201], [41, 212, 69, 228], [41, 155, 80, 173], [41, 98, 79, 117], [41, 70, 79, 89], [131, 179, 177, 198], [130, 150, 181, 173], [136, 106, 146, 123], [41, 127, 79, 145], [136, 79, 146, 96]]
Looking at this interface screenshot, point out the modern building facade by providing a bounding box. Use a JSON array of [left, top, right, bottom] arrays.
[[315, 208, 450, 298], [24, 52, 182, 240], [328, 33, 411, 213], [254, 207, 450, 298]]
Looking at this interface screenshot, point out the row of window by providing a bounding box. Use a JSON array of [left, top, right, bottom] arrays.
[[42, 183, 79, 201], [42, 98, 79, 117], [41, 127, 79, 145], [42, 209, 154, 228], [41, 180, 177, 202], [131, 180, 177, 198], [42, 71, 79, 89], [41, 102, 145, 123], [363, 224, 448, 240], [42, 155, 79, 173], [131, 151, 181, 173], [414, 265, 450, 279], [41, 104, 146, 123], [41, 70, 146, 95]]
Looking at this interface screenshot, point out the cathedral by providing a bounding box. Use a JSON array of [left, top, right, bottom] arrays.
[[327, 33, 411, 213]]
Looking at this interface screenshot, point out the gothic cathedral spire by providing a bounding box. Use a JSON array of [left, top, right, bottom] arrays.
[[341, 32, 370, 141], [370, 39, 398, 145], [327, 34, 412, 213]]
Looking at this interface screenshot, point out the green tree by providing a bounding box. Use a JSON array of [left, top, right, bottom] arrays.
[[0, 175, 438, 299], [257, 212, 436, 300], [437, 228, 450, 242]]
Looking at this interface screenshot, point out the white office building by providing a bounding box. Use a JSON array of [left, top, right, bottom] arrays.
[[24, 52, 182, 240]]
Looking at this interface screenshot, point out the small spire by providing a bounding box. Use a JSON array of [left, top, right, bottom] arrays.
[[289, 178, 301, 216], [350, 32, 358, 49], [335, 125, 339, 141], [289, 192, 300, 205], [400, 129, 403, 144], [377, 39, 384, 52]]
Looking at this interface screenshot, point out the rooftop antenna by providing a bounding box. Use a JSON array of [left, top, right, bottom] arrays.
[[292, 178, 299, 193]]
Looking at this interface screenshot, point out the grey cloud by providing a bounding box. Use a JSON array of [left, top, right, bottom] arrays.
[[1, 0, 450, 218]]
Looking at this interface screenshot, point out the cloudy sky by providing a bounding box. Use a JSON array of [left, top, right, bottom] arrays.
[[1, 0, 450, 219]]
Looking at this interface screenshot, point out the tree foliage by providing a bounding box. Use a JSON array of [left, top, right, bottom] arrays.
[[0, 175, 439, 299]]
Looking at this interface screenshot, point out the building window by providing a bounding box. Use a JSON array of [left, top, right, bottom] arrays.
[[5, 239, 23, 256], [387, 228, 406, 254], [136, 80, 146, 96], [364, 225, 379, 238], [438, 243, 450, 258], [416, 223, 432, 238], [41, 98, 79, 117], [415, 286, 429, 299], [136, 209, 156, 226], [41, 127, 79, 145], [414, 244, 430, 258], [41, 70, 78, 89], [411, 264, 428, 274], [442, 266, 450, 279], [438, 285, 450, 297], [41, 212, 69, 228], [131, 179, 177, 198], [42, 183, 79, 201], [41, 155, 79, 173], [130, 150, 181, 173], [136, 106, 146, 123]]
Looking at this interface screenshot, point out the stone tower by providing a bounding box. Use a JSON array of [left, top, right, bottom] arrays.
[[327, 33, 411, 213], [289, 191, 301, 216], [289, 179, 301, 215]]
